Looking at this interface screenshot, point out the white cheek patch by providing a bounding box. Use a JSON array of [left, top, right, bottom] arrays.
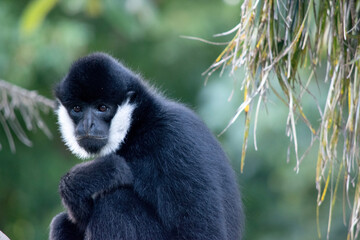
[[56, 100, 135, 159], [57, 104, 92, 159], [99, 100, 135, 156]]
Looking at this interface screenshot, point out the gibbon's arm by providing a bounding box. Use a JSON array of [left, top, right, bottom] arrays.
[[59, 154, 133, 230]]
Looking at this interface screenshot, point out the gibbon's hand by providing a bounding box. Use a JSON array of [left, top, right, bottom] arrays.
[[59, 154, 133, 230]]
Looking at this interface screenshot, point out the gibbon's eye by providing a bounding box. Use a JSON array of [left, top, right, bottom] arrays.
[[73, 106, 81, 113], [98, 105, 108, 112]]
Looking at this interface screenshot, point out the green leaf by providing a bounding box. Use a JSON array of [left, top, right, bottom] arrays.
[[20, 0, 59, 36]]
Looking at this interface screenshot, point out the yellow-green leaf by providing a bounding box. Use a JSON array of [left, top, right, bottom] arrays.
[[20, 0, 59, 36]]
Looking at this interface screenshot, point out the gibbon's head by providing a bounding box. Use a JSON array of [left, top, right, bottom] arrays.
[[55, 53, 138, 159]]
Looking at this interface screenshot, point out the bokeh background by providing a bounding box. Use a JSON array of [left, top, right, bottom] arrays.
[[0, 0, 347, 239]]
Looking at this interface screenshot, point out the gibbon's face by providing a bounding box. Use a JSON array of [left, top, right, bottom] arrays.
[[56, 101, 135, 159], [55, 53, 136, 159]]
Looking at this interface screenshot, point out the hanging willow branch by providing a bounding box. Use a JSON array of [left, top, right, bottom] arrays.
[[0, 79, 55, 152], [194, 0, 359, 239]]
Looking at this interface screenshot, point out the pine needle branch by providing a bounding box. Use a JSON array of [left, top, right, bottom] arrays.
[[0, 79, 55, 152]]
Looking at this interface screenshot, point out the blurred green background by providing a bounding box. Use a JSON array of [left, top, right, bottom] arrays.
[[0, 0, 346, 239]]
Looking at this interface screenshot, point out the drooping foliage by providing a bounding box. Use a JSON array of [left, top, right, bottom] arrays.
[[202, 0, 360, 238]]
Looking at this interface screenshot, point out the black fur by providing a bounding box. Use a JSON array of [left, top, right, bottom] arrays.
[[51, 52, 244, 240]]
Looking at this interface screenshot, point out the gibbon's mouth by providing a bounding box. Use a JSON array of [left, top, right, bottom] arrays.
[[77, 137, 108, 154], [76, 135, 108, 141]]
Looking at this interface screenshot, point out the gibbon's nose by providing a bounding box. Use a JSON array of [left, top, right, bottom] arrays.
[[75, 110, 96, 137], [83, 111, 95, 134]]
